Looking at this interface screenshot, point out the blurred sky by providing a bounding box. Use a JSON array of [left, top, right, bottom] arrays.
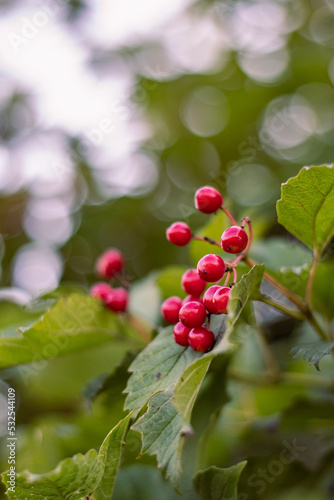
[[0, 0, 334, 297]]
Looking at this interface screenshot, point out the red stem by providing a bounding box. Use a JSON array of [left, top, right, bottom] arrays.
[[221, 206, 238, 226]]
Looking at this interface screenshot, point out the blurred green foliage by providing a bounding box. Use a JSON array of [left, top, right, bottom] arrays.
[[1, 0, 334, 498]]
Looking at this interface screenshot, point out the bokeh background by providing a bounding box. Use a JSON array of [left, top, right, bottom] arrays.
[[0, 0, 334, 498]]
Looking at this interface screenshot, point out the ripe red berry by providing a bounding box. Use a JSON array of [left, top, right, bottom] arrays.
[[203, 285, 221, 314], [173, 322, 191, 347], [179, 301, 207, 328], [221, 226, 248, 254], [213, 287, 230, 314], [90, 282, 113, 302], [96, 248, 124, 279], [194, 186, 223, 214], [161, 296, 183, 324], [182, 295, 203, 306], [181, 269, 206, 297], [106, 287, 128, 313], [197, 254, 225, 282], [166, 222, 192, 246], [188, 327, 215, 352]]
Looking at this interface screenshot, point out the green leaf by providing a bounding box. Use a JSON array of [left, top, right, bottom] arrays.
[[173, 356, 212, 423], [0, 294, 140, 369], [124, 326, 201, 414], [2, 413, 132, 500], [277, 165, 334, 256], [128, 266, 263, 487], [249, 237, 312, 297], [132, 387, 185, 487], [193, 462, 247, 500], [250, 237, 312, 269], [125, 327, 207, 487], [290, 341, 334, 370], [0, 300, 46, 337], [225, 264, 264, 341], [93, 413, 133, 500]]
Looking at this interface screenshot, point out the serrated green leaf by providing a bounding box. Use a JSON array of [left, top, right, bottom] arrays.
[[0, 294, 140, 369], [132, 387, 185, 487], [127, 266, 262, 487], [93, 413, 133, 500], [290, 341, 334, 370], [124, 326, 201, 414], [193, 462, 247, 500], [277, 165, 334, 256], [2, 413, 132, 500]]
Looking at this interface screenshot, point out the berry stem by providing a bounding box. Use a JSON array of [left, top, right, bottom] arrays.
[[244, 256, 307, 312], [228, 254, 244, 268], [232, 266, 237, 284], [192, 235, 221, 247], [306, 310, 328, 342], [220, 206, 238, 226], [256, 294, 306, 321], [305, 252, 318, 306], [223, 269, 232, 286], [241, 217, 253, 254], [244, 256, 328, 341]]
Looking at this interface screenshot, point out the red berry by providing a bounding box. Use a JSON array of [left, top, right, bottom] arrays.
[[96, 248, 124, 278], [181, 269, 206, 297], [197, 254, 225, 282], [106, 287, 128, 312], [179, 301, 207, 328], [182, 295, 203, 306], [90, 282, 113, 302], [213, 287, 230, 314], [195, 186, 223, 214], [221, 226, 248, 254], [188, 327, 215, 352], [203, 285, 221, 314], [166, 222, 192, 246], [173, 322, 191, 347], [161, 296, 183, 324]]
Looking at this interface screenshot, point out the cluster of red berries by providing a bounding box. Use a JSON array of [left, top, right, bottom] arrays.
[[162, 186, 250, 352], [90, 249, 128, 313]]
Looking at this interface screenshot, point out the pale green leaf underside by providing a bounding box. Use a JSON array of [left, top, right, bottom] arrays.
[[2, 413, 132, 500], [193, 462, 247, 500], [0, 294, 132, 369], [290, 341, 334, 371], [277, 165, 334, 255]]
